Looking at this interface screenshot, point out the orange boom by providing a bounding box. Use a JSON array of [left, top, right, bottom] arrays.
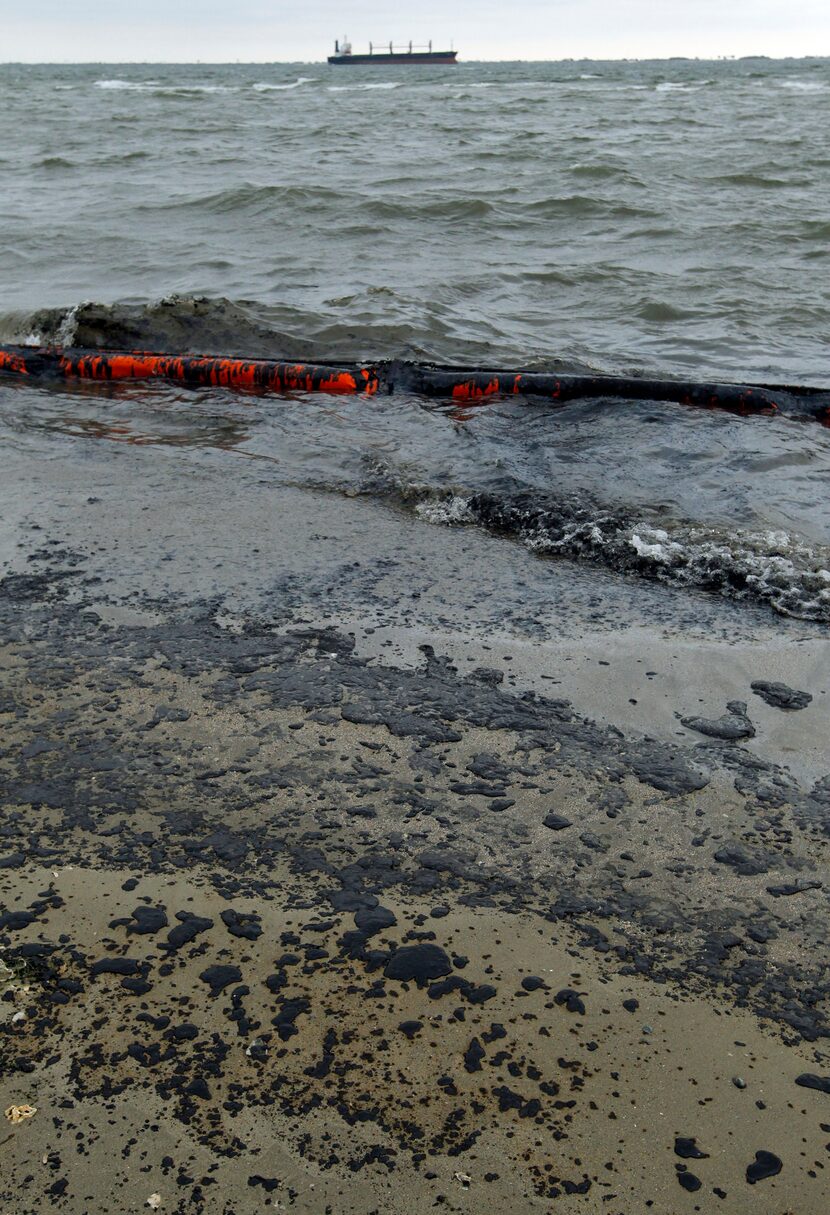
[[2, 345, 829, 423], [0, 346, 378, 396]]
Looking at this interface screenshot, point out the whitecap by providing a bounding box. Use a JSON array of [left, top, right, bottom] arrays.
[[169, 85, 239, 94], [95, 79, 237, 94], [95, 79, 142, 90], [55, 301, 88, 346], [655, 81, 706, 93], [253, 77, 317, 92], [328, 81, 403, 92], [778, 79, 826, 92]]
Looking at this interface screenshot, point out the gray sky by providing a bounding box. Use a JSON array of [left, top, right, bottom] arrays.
[[3, 0, 829, 62]]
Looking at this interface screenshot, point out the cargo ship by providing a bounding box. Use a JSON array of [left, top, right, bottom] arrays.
[[328, 38, 458, 65]]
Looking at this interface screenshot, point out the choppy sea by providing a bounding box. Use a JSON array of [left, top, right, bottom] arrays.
[[2, 57, 830, 620]]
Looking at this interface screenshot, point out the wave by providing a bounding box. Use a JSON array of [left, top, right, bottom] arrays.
[[365, 196, 493, 221], [523, 195, 656, 220], [0, 294, 511, 364], [134, 182, 343, 217], [637, 300, 697, 322], [707, 172, 808, 189], [328, 81, 404, 92], [655, 80, 711, 92], [253, 77, 317, 91], [568, 162, 640, 183], [3, 297, 314, 361], [38, 155, 74, 170], [95, 79, 153, 90], [37, 150, 151, 169], [407, 487, 830, 622], [778, 80, 826, 92], [94, 79, 239, 94], [157, 85, 240, 96], [795, 219, 830, 241], [100, 149, 152, 164]]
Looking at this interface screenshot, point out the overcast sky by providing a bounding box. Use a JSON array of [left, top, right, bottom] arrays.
[[3, 0, 829, 62]]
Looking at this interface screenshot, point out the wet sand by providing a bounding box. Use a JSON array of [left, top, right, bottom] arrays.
[[1, 433, 830, 1213]]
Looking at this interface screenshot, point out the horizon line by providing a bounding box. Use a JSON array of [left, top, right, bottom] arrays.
[[2, 53, 830, 65]]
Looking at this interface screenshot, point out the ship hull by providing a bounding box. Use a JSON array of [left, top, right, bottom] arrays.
[[328, 51, 457, 65]]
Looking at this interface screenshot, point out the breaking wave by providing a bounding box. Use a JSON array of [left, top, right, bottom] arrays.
[[0, 297, 318, 361], [408, 488, 830, 622], [253, 77, 317, 92], [328, 81, 404, 93], [95, 78, 240, 95], [778, 79, 827, 92]]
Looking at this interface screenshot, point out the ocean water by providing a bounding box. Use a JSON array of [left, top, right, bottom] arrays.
[[2, 58, 830, 620]]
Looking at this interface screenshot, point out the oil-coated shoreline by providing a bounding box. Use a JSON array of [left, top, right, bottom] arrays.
[[1, 448, 829, 1212]]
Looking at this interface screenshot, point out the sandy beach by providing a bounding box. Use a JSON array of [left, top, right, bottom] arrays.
[[1, 432, 829, 1213]]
